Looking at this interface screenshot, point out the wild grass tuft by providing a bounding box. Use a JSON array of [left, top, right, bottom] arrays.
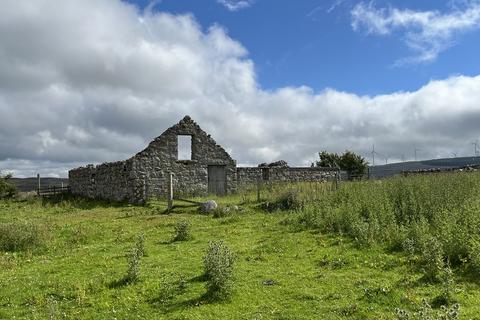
[[0, 222, 43, 252]]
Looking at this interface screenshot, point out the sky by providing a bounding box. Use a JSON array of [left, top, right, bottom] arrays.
[[1, 0, 480, 177]]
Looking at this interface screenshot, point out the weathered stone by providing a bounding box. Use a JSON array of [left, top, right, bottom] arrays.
[[200, 200, 218, 213], [258, 160, 289, 168]]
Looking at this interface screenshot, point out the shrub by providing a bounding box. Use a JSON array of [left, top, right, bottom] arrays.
[[0, 171, 17, 199], [468, 236, 480, 274], [203, 240, 236, 298], [156, 273, 188, 304], [263, 189, 303, 211], [421, 236, 445, 282], [124, 233, 145, 283], [0, 222, 42, 252], [173, 219, 191, 241], [433, 265, 457, 307], [212, 206, 240, 219], [211, 207, 228, 219]]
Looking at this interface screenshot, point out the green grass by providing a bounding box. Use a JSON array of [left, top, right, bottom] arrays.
[[1, 173, 480, 319]]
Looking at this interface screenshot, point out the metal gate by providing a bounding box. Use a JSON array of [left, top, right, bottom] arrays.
[[208, 165, 226, 196]]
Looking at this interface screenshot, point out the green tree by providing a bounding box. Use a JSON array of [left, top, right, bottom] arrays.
[[316, 151, 342, 168], [314, 150, 368, 179], [0, 171, 17, 199]]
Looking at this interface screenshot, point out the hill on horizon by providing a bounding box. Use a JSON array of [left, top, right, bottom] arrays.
[[10, 177, 69, 192], [369, 156, 480, 178]]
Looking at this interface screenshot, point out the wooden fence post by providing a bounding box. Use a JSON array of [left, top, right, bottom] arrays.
[[336, 170, 341, 190], [256, 178, 261, 202], [37, 174, 41, 196], [167, 172, 173, 211]]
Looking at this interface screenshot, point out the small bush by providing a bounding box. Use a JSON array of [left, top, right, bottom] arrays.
[[0, 172, 17, 199], [203, 240, 236, 298], [212, 207, 233, 219], [124, 233, 145, 283], [156, 273, 187, 304], [263, 189, 303, 211], [0, 222, 42, 252], [173, 220, 191, 242], [467, 236, 480, 274], [421, 236, 445, 282], [433, 265, 457, 307]]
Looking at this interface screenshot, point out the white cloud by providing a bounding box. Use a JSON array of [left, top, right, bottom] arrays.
[[1, 0, 480, 177], [217, 0, 253, 12], [351, 1, 480, 64]]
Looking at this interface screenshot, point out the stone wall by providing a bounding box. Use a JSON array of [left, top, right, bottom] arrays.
[[402, 164, 480, 176], [69, 165, 96, 198], [237, 167, 339, 186], [68, 160, 135, 202]]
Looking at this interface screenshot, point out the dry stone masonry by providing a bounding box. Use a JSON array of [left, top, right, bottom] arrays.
[[69, 116, 338, 203]]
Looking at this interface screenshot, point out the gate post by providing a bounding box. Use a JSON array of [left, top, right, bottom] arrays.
[[37, 174, 41, 196], [167, 172, 174, 211]]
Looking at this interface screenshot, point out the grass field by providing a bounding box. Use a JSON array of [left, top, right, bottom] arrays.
[[1, 173, 480, 319]]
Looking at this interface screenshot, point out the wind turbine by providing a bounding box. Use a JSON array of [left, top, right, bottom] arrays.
[[371, 145, 381, 166], [414, 147, 421, 161], [472, 140, 479, 156]]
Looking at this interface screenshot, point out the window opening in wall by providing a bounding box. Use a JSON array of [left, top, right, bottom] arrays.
[[178, 135, 192, 160]]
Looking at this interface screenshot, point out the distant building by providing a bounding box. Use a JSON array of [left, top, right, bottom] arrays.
[[69, 116, 337, 203]]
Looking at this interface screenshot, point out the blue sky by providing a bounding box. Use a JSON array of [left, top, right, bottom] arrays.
[[128, 0, 480, 95], [1, 0, 480, 177]]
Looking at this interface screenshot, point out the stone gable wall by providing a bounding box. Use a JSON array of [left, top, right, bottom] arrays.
[[130, 116, 236, 200], [69, 116, 236, 203]]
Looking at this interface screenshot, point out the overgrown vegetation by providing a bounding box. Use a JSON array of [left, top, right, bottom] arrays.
[[0, 171, 17, 199], [293, 172, 480, 282], [173, 219, 191, 241], [203, 240, 236, 299], [261, 189, 303, 211], [0, 222, 42, 252]]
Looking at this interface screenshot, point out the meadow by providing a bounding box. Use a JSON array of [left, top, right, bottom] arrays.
[[1, 172, 480, 319]]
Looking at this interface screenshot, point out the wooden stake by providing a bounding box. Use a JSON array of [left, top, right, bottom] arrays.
[[257, 178, 261, 202], [167, 172, 173, 211], [37, 174, 41, 196]]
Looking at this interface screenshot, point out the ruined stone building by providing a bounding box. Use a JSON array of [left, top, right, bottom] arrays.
[[69, 116, 337, 203]]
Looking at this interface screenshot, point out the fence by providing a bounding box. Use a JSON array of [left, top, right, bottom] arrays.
[[37, 186, 71, 196]]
